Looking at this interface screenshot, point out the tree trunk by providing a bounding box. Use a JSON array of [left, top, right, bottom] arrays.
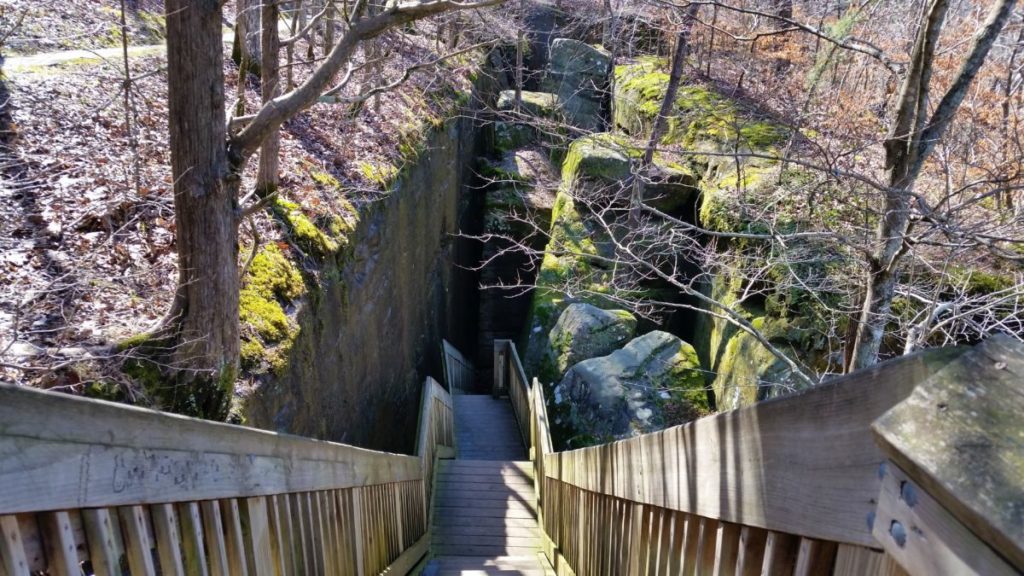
[[234, 0, 262, 76], [165, 0, 239, 418], [257, 0, 282, 194], [849, 0, 1017, 370]]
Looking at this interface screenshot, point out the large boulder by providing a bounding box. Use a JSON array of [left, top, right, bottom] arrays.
[[548, 303, 637, 377], [542, 39, 611, 131], [553, 331, 708, 446], [497, 89, 564, 118]]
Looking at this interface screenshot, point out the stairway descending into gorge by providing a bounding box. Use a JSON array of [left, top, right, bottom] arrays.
[[426, 393, 552, 575]]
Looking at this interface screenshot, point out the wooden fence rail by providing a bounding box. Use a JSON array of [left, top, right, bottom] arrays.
[[0, 374, 453, 576], [415, 376, 455, 516], [441, 339, 475, 395], [495, 336, 1024, 576]]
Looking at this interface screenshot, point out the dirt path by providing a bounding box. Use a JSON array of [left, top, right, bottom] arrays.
[[3, 32, 235, 73]]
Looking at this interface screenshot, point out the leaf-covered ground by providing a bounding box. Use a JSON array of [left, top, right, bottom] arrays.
[[0, 1, 483, 391]]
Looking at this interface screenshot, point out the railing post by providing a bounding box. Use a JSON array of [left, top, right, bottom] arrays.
[[493, 340, 507, 398], [869, 336, 1024, 575]]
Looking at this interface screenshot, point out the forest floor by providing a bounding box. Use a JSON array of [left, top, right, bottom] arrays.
[[0, 0, 487, 391]]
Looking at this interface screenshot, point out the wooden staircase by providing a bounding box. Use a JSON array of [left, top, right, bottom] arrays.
[[0, 337, 1020, 576], [426, 394, 551, 575]]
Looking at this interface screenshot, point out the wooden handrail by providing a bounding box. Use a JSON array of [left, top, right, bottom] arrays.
[[494, 339, 532, 450], [870, 336, 1023, 575], [495, 337, 1023, 576], [415, 376, 455, 517], [0, 375, 450, 575], [441, 338, 474, 394]]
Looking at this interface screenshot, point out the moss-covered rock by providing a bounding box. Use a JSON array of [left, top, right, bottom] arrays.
[[496, 89, 565, 118], [239, 243, 305, 375], [552, 330, 708, 447], [613, 57, 785, 151], [547, 303, 637, 377], [542, 39, 611, 131], [494, 121, 537, 152]]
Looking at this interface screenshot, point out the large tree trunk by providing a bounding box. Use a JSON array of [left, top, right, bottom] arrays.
[[165, 0, 239, 418], [257, 0, 282, 194]]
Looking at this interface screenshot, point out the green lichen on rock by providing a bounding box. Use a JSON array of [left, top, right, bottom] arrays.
[[547, 303, 638, 378], [272, 198, 346, 259], [561, 133, 637, 185], [521, 187, 613, 380], [613, 58, 786, 151], [239, 243, 304, 375], [553, 331, 708, 447], [494, 122, 536, 152]]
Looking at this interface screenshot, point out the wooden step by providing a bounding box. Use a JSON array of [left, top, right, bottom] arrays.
[[426, 555, 554, 576]]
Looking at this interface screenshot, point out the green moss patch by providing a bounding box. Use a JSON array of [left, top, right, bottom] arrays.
[[239, 243, 305, 374]]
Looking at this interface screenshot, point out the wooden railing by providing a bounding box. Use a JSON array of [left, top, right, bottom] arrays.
[[0, 374, 454, 576], [494, 340, 532, 449], [496, 336, 1024, 576], [441, 339, 474, 394], [415, 376, 455, 513]]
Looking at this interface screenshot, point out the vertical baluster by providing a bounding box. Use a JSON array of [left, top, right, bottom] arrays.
[[266, 495, 289, 576], [221, 499, 249, 576], [152, 504, 186, 576], [712, 521, 740, 576], [178, 502, 209, 576], [42, 511, 80, 576], [736, 526, 768, 576], [0, 516, 28, 576], [794, 538, 837, 576], [81, 508, 123, 576], [245, 497, 273, 576], [352, 487, 365, 576], [762, 532, 800, 576], [201, 500, 230, 576], [119, 506, 156, 576]]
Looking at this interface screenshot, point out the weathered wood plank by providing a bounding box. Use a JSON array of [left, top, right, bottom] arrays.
[[872, 461, 1018, 576], [201, 500, 230, 576], [793, 538, 836, 576], [711, 521, 739, 576], [0, 383, 420, 514], [81, 508, 123, 576], [0, 516, 29, 576], [41, 511, 79, 576], [119, 506, 156, 576], [543, 348, 963, 546], [762, 531, 799, 576], [222, 499, 249, 576], [735, 526, 766, 576], [178, 502, 210, 576], [152, 503, 186, 576], [872, 336, 1024, 570], [245, 497, 274, 576]]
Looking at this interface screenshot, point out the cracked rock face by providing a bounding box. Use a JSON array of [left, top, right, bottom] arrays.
[[542, 38, 611, 131], [547, 303, 637, 378], [554, 330, 708, 445]]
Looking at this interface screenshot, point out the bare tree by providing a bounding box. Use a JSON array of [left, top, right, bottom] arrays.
[[848, 0, 1019, 370], [157, 0, 503, 416]]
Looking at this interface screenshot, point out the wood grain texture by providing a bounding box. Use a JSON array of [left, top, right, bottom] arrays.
[[542, 347, 963, 546], [0, 383, 420, 514], [0, 516, 28, 576], [152, 504, 186, 576], [872, 461, 1018, 576], [872, 336, 1024, 569]]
